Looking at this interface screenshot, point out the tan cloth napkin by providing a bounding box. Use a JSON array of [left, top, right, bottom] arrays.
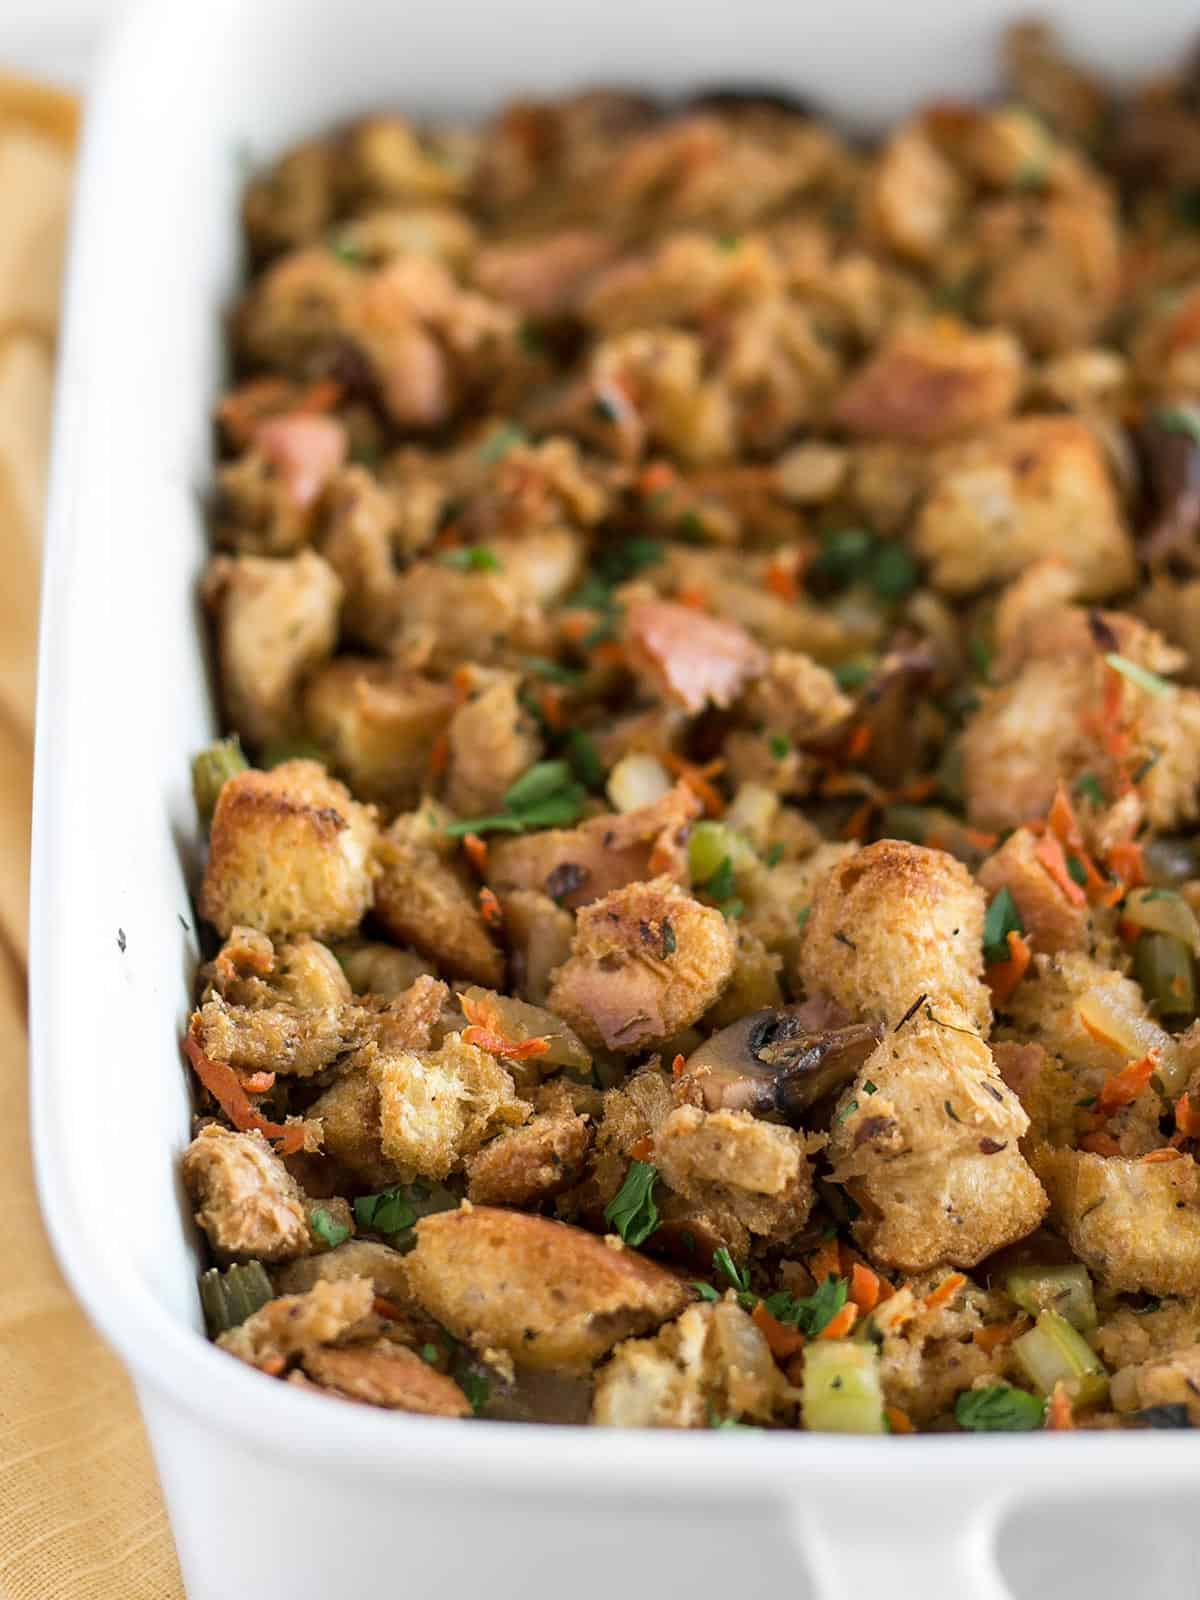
[[0, 73, 183, 1600]]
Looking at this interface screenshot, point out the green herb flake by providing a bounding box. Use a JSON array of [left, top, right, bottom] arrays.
[[796, 904, 812, 934], [983, 886, 1025, 966], [1154, 405, 1200, 447], [676, 509, 706, 542], [768, 733, 791, 761], [421, 1343, 439, 1365], [863, 1080, 879, 1095], [519, 318, 546, 354], [834, 1098, 859, 1126], [968, 636, 994, 683], [442, 544, 503, 574], [566, 729, 605, 791], [715, 234, 741, 253], [1134, 1299, 1162, 1316], [352, 1188, 418, 1236], [833, 656, 875, 690], [955, 1385, 1046, 1433], [327, 233, 365, 266], [446, 759, 586, 838], [713, 1248, 750, 1295], [604, 1160, 660, 1247], [1066, 854, 1089, 888], [596, 537, 666, 587], [1105, 652, 1171, 698], [765, 1275, 849, 1338], [478, 423, 529, 464], [765, 843, 785, 868], [1132, 749, 1163, 785], [870, 542, 919, 600], [812, 527, 874, 586], [704, 856, 736, 902], [460, 1371, 490, 1414], [520, 655, 581, 685], [1074, 773, 1106, 807], [310, 1208, 351, 1249], [692, 1281, 721, 1303]]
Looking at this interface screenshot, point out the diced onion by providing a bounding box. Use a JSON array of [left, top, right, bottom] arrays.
[[605, 751, 672, 814], [1076, 985, 1182, 1092], [1123, 888, 1200, 958], [723, 782, 779, 851]]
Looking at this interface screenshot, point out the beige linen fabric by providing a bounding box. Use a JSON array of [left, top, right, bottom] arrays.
[[0, 73, 183, 1600]]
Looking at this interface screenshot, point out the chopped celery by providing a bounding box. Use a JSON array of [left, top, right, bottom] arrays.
[[1123, 888, 1200, 957], [802, 1340, 886, 1434], [1013, 1310, 1108, 1408], [687, 821, 754, 885], [199, 1261, 273, 1336], [191, 736, 248, 825], [1133, 932, 1196, 1020], [1005, 1264, 1097, 1332]]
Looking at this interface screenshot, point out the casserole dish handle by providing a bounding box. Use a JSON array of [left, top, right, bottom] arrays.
[[799, 1491, 1012, 1599]]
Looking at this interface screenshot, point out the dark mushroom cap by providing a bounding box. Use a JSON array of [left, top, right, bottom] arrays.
[[684, 1008, 883, 1124]]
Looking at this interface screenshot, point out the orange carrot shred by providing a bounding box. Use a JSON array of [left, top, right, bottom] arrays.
[[639, 460, 675, 496], [535, 683, 566, 730], [841, 799, 876, 841], [630, 1135, 655, 1162], [1080, 1130, 1123, 1157], [259, 1356, 287, 1377], [820, 1303, 859, 1340], [986, 929, 1032, 1007], [972, 1320, 1027, 1354], [850, 1262, 881, 1314], [925, 1273, 967, 1312], [592, 640, 627, 670], [238, 1070, 276, 1094], [560, 612, 595, 645], [1176, 1093, 1199, 1138], [1142, 1147, 1184, 1163], [1034, 834, 1087, 907], [429, 731, 449, 778], [963, 827, 1000, 851], [1097, 1049, 1158, 1114], [1046, 1383, 1075, 1431], [462, 833, 489, 875], [374, 1297, 408, 1322], [183, 1028, 305, 1154], [478, 886, 504, 928], [764, 561, 799, 604], [752, 1300, 807, 1362], [1047, 783, 1081, 849], [662, 752, 726, 817], [885, 1406, 916, 1435], [1107, 840, 1145, 888], [671, 1052, 687, 1078], [808, 1238, 842, 1286], [846, 724, 872, 763], [676, 586, 710, 611]]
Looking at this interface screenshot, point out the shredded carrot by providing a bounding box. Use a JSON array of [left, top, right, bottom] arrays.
[[1080, 1130, 1123, 1157], [1107, 840, 1145, 888], [808, 1237, 842, 1286], [462, 833, 489, 876], [1046, 1383, 1075, 1431], [478, 886, 504, 929], [1142, 1147, 1184, 1163], [1034, 834, 1088, 907], [259, 1355, 287, 1377], [963, 827, 1000, 852], [535, 683, 567, 730], [1097, 1049, 1158, 1114], [560, 612, 595, 644], [841, 798, 876, 841], [183, 1028, 305, 1154], [374, 1297, 408, 1321], [1047, 783, 1082, 849], [752, 1300, 807, 1362], [895, 776, 939, 803], [296, 377, 343, 415], [820, 1303, 859, 1340], [662, 752, 726, 817], [639, 460, 675, 496], [238, 1069, 276, 1094], [986, 929, 1032, 1007], [972, 1319, 1027, 1354], [592, 640, 627, 670], [452, 665, 474, 704], [671, 1052, 687, 1078], [630, 1135, 655, 1162], [429, 731, 449, 778], [676, 586, 710, 611], [885, 1406, 916, 1435], [460, 991, 551, 1061], [846, 724, 873, 763], [925, 1273, 967, 1313], [1176, 1093, 1199, 1138], [849, 1262, 881, 1314], [764, 561, 799, 604]]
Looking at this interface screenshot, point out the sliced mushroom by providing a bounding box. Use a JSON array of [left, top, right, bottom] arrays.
[[1140, 408, 1200, 569], [684, 1009, 884, 1123]]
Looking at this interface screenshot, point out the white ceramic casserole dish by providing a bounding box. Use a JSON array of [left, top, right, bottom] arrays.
[[29, 1, 1200, 1595]]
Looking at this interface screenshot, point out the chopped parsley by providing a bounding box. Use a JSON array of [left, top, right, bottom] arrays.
[[1105, 652, 1171, 698], [327, 233, 365, 266], [1066, 854, 1089, 887], [604, 1160, 660, 1247], [713, 1248, 751, 1295], [968, 635, 994, 683], [764, 1275, 849, 1338], [566, 729, 605, 791], [833, 656, 875, 690], [519, 318, 546, 354], [1154, 404, 1200, 447], [715, 234, 741, 253], [983, 886, 1025, 966], [441, 545, 502, 573], [834, 1098, 859, 1125], [955, 1385, 1046, 1432], [1074, 772, 1106, 807], [421, 1343, 440, 1364], [704, 856, 737, 902], [768, 733, 791, 760], [766, 843, 785, 867], [676, 509, 706, 542], [445, 760, 586, 837], [811, 527, 919, 600], [796, 904, 812, 934], [596, 537, 666, 588], [863, 1080, 879, 1095], [520, 655, 581, 684], [352, 1187, 417, 1236], [309, 1208, 350, 1249], [460, 1371, 490, 1414], [478, 423, 529, 463], [692, 1281, 721, 1302]]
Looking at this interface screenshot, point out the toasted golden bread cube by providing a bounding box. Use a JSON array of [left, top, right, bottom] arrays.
[[200, 760, 378, 939], [834, 320, 1023, 444], [182, 1125, 311, 1261], [304, 658, 455, 810]]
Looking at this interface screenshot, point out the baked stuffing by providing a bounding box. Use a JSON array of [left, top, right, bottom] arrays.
[[184, 26, 1200, 1433]]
